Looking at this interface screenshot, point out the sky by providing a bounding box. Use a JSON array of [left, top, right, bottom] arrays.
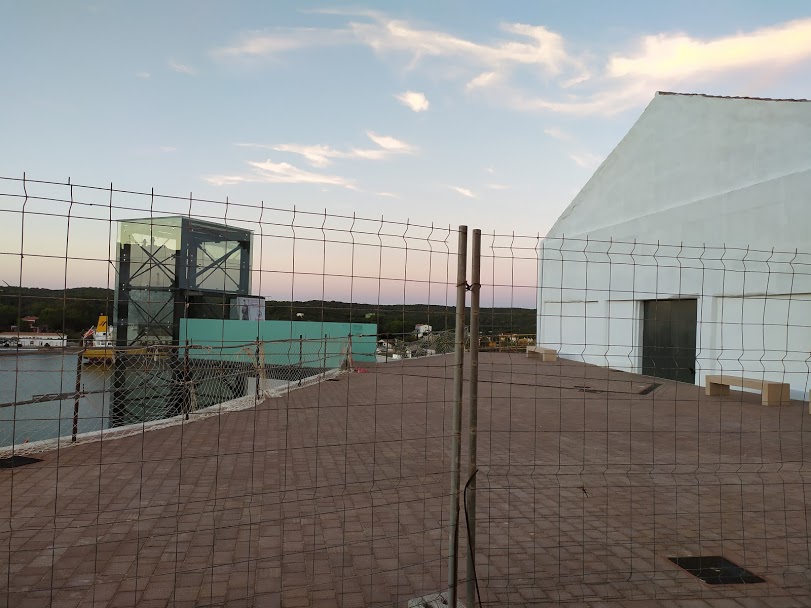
[[2, 1, 811, 301]]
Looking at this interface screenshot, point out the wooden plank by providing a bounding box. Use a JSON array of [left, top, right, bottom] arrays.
[[526, 346, 557, 362], [705, 374, 790, 406], [705, 374, 770, 391], [762, 382, 790, 406]]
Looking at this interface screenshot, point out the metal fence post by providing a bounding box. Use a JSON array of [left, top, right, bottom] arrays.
[[72, 349, 85, 442], [254, 338, 260, 404], [466, 229, 481, 607], [184, 339, 191, 419], [448, 225, 468, 607]]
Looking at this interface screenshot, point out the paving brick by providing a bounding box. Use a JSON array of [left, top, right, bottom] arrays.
[[2, 354, 810, 606]]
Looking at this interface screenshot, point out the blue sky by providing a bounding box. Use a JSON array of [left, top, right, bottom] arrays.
[[2, 1, 811, 298]]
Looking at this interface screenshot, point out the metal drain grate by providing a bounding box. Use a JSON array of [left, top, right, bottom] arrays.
[[573, 385, 604, 394], [638, 382, 661, 395], [669, 556, 765, 585], [0, 455, 44, 469]]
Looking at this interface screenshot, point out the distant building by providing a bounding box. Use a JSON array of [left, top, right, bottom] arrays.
[[0, 332, 67, 347], [414, 324, 432, 338], [230, 297, 266, 321]]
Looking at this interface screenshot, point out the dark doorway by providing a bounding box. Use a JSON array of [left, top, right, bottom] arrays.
[[642, 299, 697, 383]]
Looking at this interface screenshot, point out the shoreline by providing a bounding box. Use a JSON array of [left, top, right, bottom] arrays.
[[0, 347, 84, 356]]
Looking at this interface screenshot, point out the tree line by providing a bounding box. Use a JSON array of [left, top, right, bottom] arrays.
[[265, 300, 536, 338], [0, 287, 536, 339], [0, 287, 114, 337]]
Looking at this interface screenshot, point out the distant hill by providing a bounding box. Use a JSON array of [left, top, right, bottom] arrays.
[[0, 287, 114, 337], [265, 300, 535, 337], [0, 288, 535, 338]]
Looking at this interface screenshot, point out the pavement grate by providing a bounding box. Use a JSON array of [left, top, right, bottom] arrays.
[[638, 382, 661, 395], [0, 455, 43, 469], [669, 555, 766, 585]]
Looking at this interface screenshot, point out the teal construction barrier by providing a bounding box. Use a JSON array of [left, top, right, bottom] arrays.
[[179, 319, 377, 367]]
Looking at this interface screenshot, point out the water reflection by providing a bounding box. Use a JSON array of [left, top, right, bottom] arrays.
[[0, 352, 111, 447]]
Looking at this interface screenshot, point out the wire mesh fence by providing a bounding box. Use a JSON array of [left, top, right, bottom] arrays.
[[1, 174, 810, 607], [0, 175, 472, 607], [470, 232, 811, 605], [0, 336, 359, 450]]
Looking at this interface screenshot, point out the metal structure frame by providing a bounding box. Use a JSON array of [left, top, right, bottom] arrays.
[[112, 216, 253, 426], [115, 216, 252, 347]]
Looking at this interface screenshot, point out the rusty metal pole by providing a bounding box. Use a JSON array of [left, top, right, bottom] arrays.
[[466, 229, 481, 607], [72, 349, 85, 442], [254, 338, 260, 405], [184, 339, 191, 419], [448, 226, 467, 607], [298, 334, 303, 386]]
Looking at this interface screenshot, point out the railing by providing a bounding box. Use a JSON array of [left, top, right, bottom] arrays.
[[0, 336, 356, 451]]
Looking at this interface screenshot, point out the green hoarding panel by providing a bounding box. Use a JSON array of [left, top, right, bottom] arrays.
[[179, 319, 377, 368]]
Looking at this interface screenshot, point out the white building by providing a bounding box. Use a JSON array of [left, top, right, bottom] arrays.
[[0, 332, 68, 348], [537, 92, 811, 398], [414, 324, 432, 338]]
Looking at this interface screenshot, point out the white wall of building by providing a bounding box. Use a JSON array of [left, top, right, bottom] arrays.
[[539, 93, 811, 399], [0, 333, 68, 347], [548, 93, 811, 249], [415, 324, 432, 338]]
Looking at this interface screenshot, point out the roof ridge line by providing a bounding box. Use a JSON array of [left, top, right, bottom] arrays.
[[657, 91, 811, 103]]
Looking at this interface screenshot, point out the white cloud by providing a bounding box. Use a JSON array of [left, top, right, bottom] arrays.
[[267, 143, 342, 168], [608, 19, 811, 81], [543, 127, 574, 142], [136, 71, 151, 79], [568, 152, 603, 169], [518, 18, 811, 115], [506, 79, 654, 116], [466, 71, 502, 91], [213, 131, 417, 190], [159, 146, 177, 153], [216, 14, 576, 74], [206, 159, 356, 189], [168, 59, 197, 75], [212, 27, 354, 58], [376, 191, 399, 198], [348, 18, 577, 76], [449, 186, 476, 198], [560, 73, 591, 88], [487, 183, 510, 190], [366, 131, 415, 153], [395, 91, 429, 112], [241, 132, 416, 168], [347, 147, 389, 161], [213, 14, 811, 117], [214, 14, 584, 83]]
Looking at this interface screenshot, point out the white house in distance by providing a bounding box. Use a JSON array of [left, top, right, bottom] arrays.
[[537, 92, 811, 399], [414, 324, 432, 338], [0, 332, 67, 348]]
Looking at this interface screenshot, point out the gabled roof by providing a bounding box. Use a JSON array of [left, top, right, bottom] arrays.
[[657, 91, 811, 103], [546, 90, 811, 249]]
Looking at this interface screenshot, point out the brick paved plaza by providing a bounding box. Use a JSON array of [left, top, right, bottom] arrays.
[[2, 353, 810, 607]]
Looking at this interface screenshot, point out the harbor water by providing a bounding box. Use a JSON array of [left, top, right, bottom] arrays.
[[0, 351, 112, 448]]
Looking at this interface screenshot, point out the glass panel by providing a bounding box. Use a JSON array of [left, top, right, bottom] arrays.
[[124, 290, 174, 345], [118, 218, 181, 289], [194, 240, 244, 292]]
